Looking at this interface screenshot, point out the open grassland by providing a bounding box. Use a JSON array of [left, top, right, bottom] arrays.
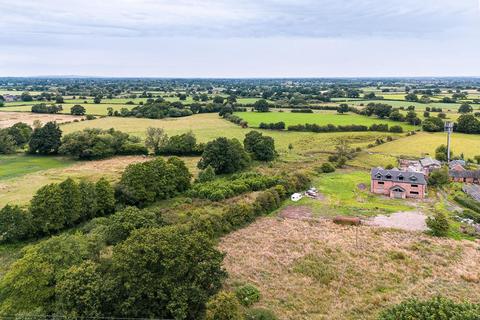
[[0, 155, 73, 180], [284, 170, 413, 217], [235, 111, 416, 130], [219, 217, 480, 320], [370, 132, 480, 159]]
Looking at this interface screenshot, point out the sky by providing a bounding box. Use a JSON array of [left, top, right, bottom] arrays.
[[0, 0, 479, 77]]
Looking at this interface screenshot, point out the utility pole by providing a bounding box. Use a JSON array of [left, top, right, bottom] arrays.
[[445, 121, 453, 163]]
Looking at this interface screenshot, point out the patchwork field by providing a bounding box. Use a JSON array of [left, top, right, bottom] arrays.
[[219, 217, 480, 320], [235, 111, 416, 130], [60, 113, 398, 160]]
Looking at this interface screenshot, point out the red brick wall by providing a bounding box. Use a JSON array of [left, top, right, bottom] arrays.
[[371, 180, 425, 199]]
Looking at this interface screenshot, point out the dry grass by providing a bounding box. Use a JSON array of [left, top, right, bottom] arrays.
[[219, 217, 480, 320], [0, 111, 83, 128]]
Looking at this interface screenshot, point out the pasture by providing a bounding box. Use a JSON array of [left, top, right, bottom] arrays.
[[235, 111, 416, 130], [0, 155, 73, 181], [370, 131, 480, 159]]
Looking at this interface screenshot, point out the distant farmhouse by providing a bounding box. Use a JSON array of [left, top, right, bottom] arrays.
[[399, 157, 441, 176], [371, 168, 427, 199], [449, 160, 480, 184]]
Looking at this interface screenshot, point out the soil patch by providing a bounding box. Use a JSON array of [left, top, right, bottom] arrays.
[[278, 206, 312, 220], [366, 211, 427, 231]]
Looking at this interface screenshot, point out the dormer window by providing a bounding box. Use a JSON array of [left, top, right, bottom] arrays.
[[409, 176, 417, 181], [385, 174, 392, 179], [376, 173, 382, 179], [398, 175, 404, 180]]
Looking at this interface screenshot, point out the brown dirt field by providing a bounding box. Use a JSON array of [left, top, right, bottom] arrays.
[[219, 217, 480, 320], [0, 111, 83, 128]]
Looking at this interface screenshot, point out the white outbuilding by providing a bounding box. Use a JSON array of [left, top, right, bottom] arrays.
[[291, 193, 303, 202]]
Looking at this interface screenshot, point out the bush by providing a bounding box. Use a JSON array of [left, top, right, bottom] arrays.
[[454, 195, 480, 214], [245, 308, 278, 320], [188, 172, 280, 201], [428, 168, 449, 186], [426, 211, 450, 237], [389, 125, 403, 133], [235, 284, 260, 307], [319, 162, 335, 173], [206, 291, 243, 320], [378, 296, 480, 320], [0, 205, 33, 242], [197, 165, 216, 183]]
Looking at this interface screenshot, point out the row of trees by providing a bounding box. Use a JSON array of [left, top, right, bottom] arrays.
[[0, 178, 115, 242], [287, 123, 403, 133]]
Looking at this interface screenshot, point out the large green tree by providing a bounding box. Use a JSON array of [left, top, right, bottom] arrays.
[[198, 137, 250, 174], [28, 121, 62, 155], [109, 227, 226, 319]]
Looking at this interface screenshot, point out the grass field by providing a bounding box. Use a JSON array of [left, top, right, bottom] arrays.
[[0, 155, 73, 181], [219, 217, 480, 320], [285, 170, 413, 217], [370, 131, 480, 159], [235, 111, 416, 130]]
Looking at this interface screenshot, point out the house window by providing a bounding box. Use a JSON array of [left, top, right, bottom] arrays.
[[385, 174, 392, 179], [398, 176, 404, 180], [378, 182, 384, 185], [410, 191, 419, 195], [411, 184, 418, 187]]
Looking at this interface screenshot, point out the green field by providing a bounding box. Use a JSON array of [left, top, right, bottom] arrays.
[[0, 155, 73, 180], [370, 131, 480, 159], [235, 111, 416, 130]]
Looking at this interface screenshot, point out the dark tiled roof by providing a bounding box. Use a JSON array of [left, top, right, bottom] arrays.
[[371, 168, 427, 185], [449, 170, 480, 179]]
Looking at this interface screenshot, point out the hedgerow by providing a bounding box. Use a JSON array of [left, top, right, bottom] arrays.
[[187, 172, 281, 201]]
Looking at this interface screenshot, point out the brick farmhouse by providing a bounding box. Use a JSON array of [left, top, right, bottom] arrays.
[[371, 168, 427, 199]]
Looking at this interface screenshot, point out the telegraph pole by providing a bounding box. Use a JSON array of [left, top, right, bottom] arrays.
[[444, 121, 453, 163]]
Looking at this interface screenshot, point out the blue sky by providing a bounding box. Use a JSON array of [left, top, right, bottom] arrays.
[[1, 0, 479, 77]]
